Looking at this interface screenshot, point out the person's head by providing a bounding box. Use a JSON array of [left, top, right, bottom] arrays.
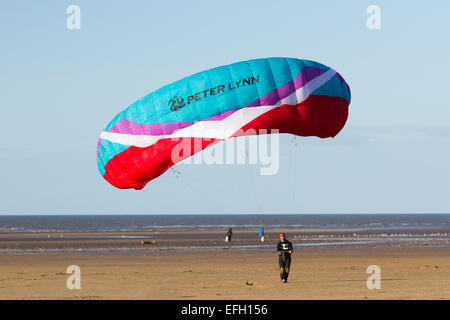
[[280, 232, 286, 241]]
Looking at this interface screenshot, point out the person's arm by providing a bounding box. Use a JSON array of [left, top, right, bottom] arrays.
[[288, 241, 293, 254], [277, 242, 282, 255]]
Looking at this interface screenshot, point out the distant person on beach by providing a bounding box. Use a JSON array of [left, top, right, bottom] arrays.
[[259, 227, 265, 242], [277, 232, 293, 283], [225, 228, 233, 242]]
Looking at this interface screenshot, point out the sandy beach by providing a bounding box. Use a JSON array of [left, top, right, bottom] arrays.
[[1, 229, 449, 300]]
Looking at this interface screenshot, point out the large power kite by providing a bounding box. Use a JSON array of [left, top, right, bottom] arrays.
[[97, 57, 351, 189]]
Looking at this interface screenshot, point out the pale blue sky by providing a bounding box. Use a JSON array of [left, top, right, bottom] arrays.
[[0, 1, 449, 214]]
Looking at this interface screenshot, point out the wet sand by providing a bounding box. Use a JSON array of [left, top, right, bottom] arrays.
[[0, 229, 449, 299], [1, 228, 449, 254]]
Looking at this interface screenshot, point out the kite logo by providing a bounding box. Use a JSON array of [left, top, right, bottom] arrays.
[[168, 96, 185, 111], [168, 75, 260, 112]]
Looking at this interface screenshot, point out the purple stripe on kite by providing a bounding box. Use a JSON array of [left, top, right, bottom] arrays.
[[246, 66, 328, 106], [107, 66, 331, 136], [97, 138, 101, 157]]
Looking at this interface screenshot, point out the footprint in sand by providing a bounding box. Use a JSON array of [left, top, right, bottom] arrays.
[[418, 265, 439, 269]]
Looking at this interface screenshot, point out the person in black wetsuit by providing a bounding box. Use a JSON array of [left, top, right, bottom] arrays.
[[225, 228, 233, 242], [277, 232, 293, 283]]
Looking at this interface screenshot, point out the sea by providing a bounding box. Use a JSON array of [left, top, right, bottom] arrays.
[[0, 214, 449, 233]]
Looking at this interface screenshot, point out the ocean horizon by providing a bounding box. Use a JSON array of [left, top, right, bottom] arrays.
[[0, 214, 449, 234]]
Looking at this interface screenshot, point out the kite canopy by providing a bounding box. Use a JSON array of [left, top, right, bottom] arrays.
[[97, 57, 351, 189]]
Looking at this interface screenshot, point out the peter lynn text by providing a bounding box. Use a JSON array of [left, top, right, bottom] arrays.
[[184, 75, 260, 105]]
